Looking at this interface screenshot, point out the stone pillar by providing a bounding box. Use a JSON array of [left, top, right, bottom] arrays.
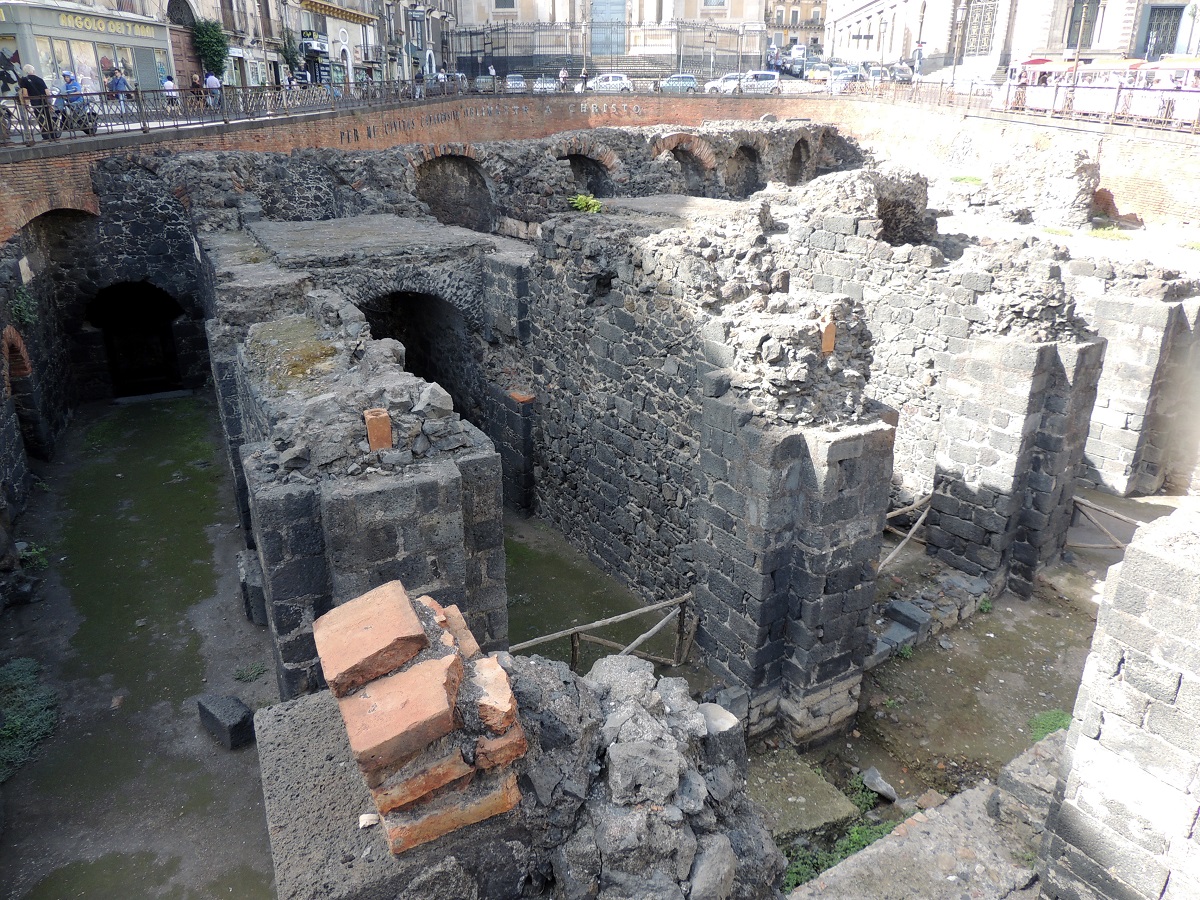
[[483, 385, 536, 514], [927, 336, 1104, 598], [778, 418, 894, 746], [206, 321, 253, 539], [693, 389, 893, 743], [243, 454, 333, 700], [1041, 502, 1200, 900], [1079, 297, 1191, 497]]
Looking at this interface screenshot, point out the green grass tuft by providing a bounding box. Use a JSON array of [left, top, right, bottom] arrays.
[[1029, 709, 1072, 742], [895, 644, 914, 660], [978, 595, 993, 614], [845, 774, 879, 816], [1043, 226, 1070, 236], [233, 661, 268, 683], [783, 821, 898, 890], [1183, 241, 1200, 251], [950, 175, 983, 185], [1090, 225, 1130, 241], [569, 193, 603, 214], [0, 657, 59, 782]]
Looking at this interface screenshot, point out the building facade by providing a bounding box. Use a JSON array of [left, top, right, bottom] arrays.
[[824, 0, 1199, 79], [768, 0, 824, 56]]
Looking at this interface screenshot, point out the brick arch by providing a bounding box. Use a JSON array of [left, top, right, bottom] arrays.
[[2, 325, 33, 398], [410, 149, 497, 233], [547, 134, 628, 184], [649, 133, 718, 172], [3, 196, 100, 243]]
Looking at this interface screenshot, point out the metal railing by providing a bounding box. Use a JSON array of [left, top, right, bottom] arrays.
[[825, 78, 1200, 133], [0, 79, 492, 150]]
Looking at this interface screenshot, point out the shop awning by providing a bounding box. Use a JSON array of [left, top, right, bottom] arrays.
[[300, 0, 376, 26]]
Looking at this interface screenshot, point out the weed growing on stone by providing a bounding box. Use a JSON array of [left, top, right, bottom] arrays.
[[0, 657, 59, 782], [782, 820, 898, 890], [895, 644, 914, 660], [978, 595, 994, 614], [950, 176, 983, 185], [10, 286, 38, 326], [569, 193, 603, 214], [883, 697, 901, 711], [1043, 227, 1071, 236], [1184, 241, 1200, 251], [1028, 709, 1072, 742], [846, 773, 879, 815], [18, 542, 49, 570], [233, 662, 268, 683]]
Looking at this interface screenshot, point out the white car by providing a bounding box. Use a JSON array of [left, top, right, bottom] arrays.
[[586, 73, 633, 92], [740, 70, 782, 94], [704, 73, 744, 94], [505, 74, 527, 94]]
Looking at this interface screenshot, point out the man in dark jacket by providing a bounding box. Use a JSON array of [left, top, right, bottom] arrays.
[[18, 64, 55, 141]]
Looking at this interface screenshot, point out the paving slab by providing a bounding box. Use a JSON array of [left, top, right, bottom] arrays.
[[748, 747, 858, 835], [788, 783, 1037, 900]]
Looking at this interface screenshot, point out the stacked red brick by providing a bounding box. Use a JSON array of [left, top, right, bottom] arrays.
[[312, 581, 526, 854]]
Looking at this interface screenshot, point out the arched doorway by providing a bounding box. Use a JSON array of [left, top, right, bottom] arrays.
[[85, 283, 186, 397], [725, 146, 764, 199], [786, 138, 811, 186], [561, 154, 615, 198], [414, 156, 496, 233], [669, 148, 709, 196]]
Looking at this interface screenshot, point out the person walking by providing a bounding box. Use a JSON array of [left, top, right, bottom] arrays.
[[204, 70, 221, 109], [188, 73, 205, 113], [109, 68, 130, 117], [558, 66, 568, 91], [161, 74, 179, 114], [17, 64, 55, 141]]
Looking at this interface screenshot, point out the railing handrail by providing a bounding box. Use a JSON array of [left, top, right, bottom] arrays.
[[508, 592, 691, 652]]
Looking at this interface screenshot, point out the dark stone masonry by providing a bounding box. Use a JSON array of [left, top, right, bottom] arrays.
[[1, 120, 1198, 752]]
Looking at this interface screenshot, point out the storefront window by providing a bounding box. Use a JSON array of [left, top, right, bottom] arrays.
[[331, 62, 346, 82], [52, 38, 69, 75], [68, 40, 101, 92], [154, 49, 170, 81], [97, 43, 116, 75], [114, 46, 134, 74], [35, 37, 57, 81]]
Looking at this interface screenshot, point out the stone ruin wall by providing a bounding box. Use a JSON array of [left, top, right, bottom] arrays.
[[2, 120, 1200, 747], [1041, 501, 1200, 900]]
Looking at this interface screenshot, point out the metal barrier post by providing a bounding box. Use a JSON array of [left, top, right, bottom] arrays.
[[135, 88, 150, 133]]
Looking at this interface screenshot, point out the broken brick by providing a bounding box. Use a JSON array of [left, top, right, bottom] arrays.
[[475, 722, 528, 769], [363, 407, 393, 451], [338, 653, 463, 774], [370, 748, 475, 815], [472, 656, 519, 735], [383, 772, 521, 854], [313, 581, 429, 698]]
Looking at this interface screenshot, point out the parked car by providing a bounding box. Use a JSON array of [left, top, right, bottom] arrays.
[[586, 73, 634, 92], [532, 75, 559, 93], [658, 73, 699, 93], [806, 63, 831, 83], [830, 70, 867, 94], [889, 63, 914, 83], [472, 75, 498, 93], [867, 66, 888, 84], [505, 74, 528, 94], [740, 70, 782, 94], [704, 72, 744, 94]]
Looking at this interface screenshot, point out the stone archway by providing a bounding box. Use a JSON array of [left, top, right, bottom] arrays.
[[561, 154, 615, 198], [725, 145, 764, 199], [84, 282, 187, 397], [413, 155, 496, 233], [670, 148, 709, 196], [786, 137, 812, 186]]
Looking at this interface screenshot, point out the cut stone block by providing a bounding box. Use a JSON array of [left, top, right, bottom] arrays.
[[472, 656, 518, 735], [369, 748, 475, 816], [363, 407, 393, 451], [197, 694, 255, 750], [237, 550, 267, 626], [338, 653, 464, 775], [475, 722, 529, 769], [383, 771, 521, 854], [879, 621, 917, 649], [313, 581, 429, 698], [886, 599, 933, 639]]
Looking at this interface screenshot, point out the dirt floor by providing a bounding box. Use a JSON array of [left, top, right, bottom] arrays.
[[0, 395, 277, 899]]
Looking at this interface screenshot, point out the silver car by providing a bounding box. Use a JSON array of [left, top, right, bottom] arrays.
[[586, 73, 633, 92]]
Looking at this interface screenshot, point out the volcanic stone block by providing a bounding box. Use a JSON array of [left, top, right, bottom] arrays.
[[338, 653, 464, 776], [313, 581, 430, 698], [197, 694, 255, 750], [237, 550, 267, 626]]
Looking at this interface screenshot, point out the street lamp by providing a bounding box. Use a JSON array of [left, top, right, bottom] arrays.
[[949, 2, 966, 90]]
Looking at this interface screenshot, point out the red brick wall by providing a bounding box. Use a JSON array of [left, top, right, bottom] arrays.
[[2, 95, 1197, 242]]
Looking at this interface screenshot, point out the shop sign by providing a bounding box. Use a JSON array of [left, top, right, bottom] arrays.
[[56, 13, 159, 39]]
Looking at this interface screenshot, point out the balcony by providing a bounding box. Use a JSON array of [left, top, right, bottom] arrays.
[[359, 43, 385, 62], [300, 0, 377, 25]]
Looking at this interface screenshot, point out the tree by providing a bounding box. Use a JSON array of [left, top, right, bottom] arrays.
[[281, 26, 302, 73], [191, 19, 229, 78]]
